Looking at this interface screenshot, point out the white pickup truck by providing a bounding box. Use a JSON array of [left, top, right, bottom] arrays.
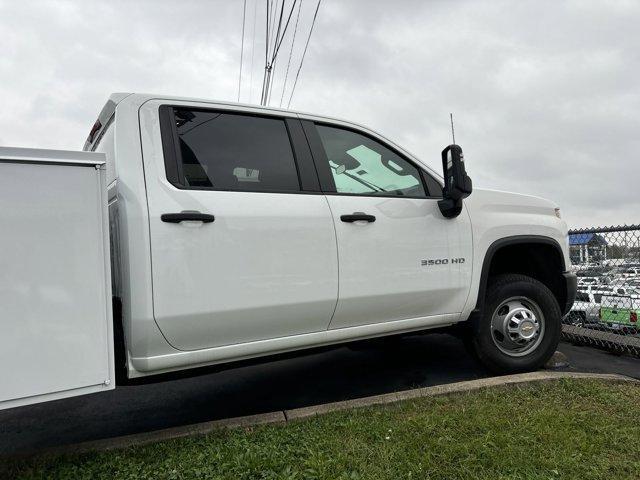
[[0, 93, 576, 410]]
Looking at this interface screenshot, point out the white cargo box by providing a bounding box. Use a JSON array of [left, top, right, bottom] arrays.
[[0, 147, 114, 410]]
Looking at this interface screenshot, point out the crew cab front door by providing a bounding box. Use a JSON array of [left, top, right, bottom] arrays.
[[141, 105, 338, 351], [302, 120, 472, 329]]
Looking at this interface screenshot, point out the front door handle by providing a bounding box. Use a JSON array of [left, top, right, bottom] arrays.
[[340, 212, 376, 223], [161, 211, 215, 223]]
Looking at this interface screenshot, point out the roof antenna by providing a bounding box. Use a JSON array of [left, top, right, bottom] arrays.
[[449, 113, 456, 144]]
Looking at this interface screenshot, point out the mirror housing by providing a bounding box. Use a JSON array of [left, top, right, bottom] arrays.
[[438, 144, 472, 218]]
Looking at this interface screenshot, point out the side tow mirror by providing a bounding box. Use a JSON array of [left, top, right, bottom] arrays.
[[438, 144, 472, 218]]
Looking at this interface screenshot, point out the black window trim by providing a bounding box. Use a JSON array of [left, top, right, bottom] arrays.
[[158, 104, 322, 195], [301, 119, 443, 200]]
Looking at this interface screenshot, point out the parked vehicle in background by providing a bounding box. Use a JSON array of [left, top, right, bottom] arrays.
[[577, 277, 599, 287], [570, 291, 600, 326], [568, 254, 640, 333], [610, 266, 640, 280], [575, 266, 609, 277], [564, 225, 640, 357], [597, 275, 614, 285], [625, 279, 640, 289], [600, 295, 639, 333], [613, 286, 640, 297], [569, 285, 621, 326]]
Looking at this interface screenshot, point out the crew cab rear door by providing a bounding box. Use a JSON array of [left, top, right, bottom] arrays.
[[139, 102, 338, 351], [301, 119, 473, 330]]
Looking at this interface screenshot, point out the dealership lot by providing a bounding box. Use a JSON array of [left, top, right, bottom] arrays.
[[564, 225, 640, 356]]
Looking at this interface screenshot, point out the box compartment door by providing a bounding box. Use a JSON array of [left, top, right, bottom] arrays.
[[0, 149, 114, 410]]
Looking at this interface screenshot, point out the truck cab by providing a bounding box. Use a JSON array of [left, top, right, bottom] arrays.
[[84, 93, 575, 380]]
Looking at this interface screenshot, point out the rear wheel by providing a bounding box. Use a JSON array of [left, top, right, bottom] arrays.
[[469, 274, 561, 374]]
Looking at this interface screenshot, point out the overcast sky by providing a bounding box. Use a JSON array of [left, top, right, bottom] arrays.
[[1, 0, 638, 227]]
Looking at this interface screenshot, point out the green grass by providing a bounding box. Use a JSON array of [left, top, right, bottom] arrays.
[[4, 379, 640, 480]]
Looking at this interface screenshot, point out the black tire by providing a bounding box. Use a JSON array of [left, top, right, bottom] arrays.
[[468, 274, 561, 374]]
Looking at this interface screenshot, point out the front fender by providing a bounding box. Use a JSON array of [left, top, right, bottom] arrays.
[[459, 189, 571, 321]]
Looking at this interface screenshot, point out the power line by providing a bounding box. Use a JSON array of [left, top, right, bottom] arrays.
[[260, 0, 310, 106], [273, 0, 285, 57], [266, 0, 287, 105], [268, 0, 278, 58], [272, 0, 297, 62], [260, 0, 270, 105], [261, 0, 299, 106], [249, 0, 258, 103], [280, 0, 303, 107], [238, 0, 247, 102], [287, 0, 322, 108], [267, 0, 298, 105]]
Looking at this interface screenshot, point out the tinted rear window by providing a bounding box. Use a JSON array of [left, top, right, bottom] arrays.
[[172, 108, 300, 192]]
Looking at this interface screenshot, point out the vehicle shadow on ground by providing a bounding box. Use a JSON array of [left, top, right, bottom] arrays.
[[0, 334, 486, 454], [1, 333, 637, 455]]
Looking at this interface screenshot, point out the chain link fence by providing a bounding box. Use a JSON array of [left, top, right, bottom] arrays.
[[562, 224, 640, 357]]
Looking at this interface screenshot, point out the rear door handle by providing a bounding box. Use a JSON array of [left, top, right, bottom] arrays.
[[161, 211, 215, 223], [340, 212, 376, 223]]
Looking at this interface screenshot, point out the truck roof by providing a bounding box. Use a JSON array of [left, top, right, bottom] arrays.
[[104, 92, 443, 180], [109, 92, 353, 125]]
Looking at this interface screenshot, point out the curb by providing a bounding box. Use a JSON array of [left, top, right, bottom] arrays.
[[28, 411, 287, 459], [13, 371, 638, 458], [284, 371, 633, 420]]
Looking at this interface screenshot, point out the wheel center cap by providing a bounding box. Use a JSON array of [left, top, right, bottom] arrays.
[[519, 320, 537, 339]]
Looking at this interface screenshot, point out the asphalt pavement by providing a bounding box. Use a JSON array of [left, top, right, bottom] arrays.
[[1, 333, 638, 456]]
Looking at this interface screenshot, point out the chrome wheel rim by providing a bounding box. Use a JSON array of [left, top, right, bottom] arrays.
[[490, 296, 545, 357]]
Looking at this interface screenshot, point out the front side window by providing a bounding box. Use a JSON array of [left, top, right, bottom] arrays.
[[172, 108, 300, 192], [315, 124, 427, 197]]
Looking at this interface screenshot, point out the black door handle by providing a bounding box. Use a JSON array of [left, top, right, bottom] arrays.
[[340, 212, 376, 223], [161, 211, 215, 223]]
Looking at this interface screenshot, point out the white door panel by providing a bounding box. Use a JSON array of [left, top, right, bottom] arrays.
[[140, 104, 339, 352], [309, 121, 473, 330], [147, 190, 338, 351], [326, 196, 472, 329]]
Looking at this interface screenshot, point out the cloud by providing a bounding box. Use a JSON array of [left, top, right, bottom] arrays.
[[0, 0, 638, 227]]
